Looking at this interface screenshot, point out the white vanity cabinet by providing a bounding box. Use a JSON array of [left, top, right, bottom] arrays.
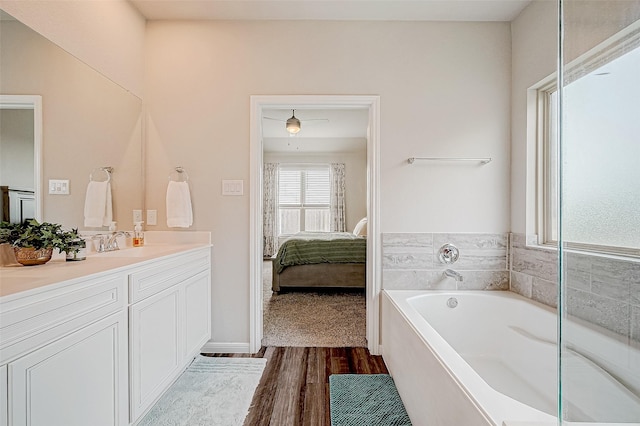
[[0, 365, 7, 426], [128, 249, 211, 423], [9, 311, 129, 426], [0, 243, 212, 426], [0, 273, 129, 426]]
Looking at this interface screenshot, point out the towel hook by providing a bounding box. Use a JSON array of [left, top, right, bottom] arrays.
[[169, 166, 189, 182], [89, 166, 112, 182]]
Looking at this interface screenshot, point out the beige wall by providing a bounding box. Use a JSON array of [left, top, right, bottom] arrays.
[[0, 0, 146, 96], [1, 20, 143, 230], [144, 20, 511, 345], [263, 150, 368, 232]]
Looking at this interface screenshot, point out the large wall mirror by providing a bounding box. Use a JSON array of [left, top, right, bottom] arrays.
[[0, 11, 143, 230]]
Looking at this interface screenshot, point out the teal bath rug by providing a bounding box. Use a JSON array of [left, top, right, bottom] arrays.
[[138, 355, 266, 426], [329, 374, 412, 426]]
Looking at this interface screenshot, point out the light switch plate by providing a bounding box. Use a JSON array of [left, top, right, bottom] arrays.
[[48, 179, 69, 195], [146, 209, 157, 226], [222, 180, 243, 196]]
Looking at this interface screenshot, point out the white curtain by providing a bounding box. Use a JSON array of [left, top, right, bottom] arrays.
[[329, 163, 346, 232], [263, 163, 279, 257]]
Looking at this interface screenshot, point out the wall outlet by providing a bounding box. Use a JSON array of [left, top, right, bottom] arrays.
[[146, 209, 157, 226], [133, 210, 143, 223]]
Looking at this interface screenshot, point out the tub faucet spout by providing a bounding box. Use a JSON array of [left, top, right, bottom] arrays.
[[444, 269, 463, 282]]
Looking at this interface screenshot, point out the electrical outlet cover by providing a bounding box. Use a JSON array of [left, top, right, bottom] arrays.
[[147, 209, 157, 226]]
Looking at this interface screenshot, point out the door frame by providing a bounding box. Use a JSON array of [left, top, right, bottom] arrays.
[[0, 95, 43, 222], [249, 95, 381, 354]]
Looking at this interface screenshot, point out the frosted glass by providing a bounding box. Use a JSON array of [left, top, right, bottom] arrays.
[[562, 45, 640, 249]]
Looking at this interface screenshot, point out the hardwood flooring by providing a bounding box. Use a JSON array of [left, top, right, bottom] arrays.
[[206, 346, 388, 426]]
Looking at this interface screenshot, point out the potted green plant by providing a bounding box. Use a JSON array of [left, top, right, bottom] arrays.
[[0, 219, 82, 266]]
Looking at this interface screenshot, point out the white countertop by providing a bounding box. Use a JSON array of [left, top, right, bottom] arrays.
[[0, 242, 212, 299]]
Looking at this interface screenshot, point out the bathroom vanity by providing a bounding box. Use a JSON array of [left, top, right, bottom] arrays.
[[0, 239, 212, 426]]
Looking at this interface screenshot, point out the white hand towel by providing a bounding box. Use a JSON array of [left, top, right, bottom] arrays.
[[84, 181, 113, 227], [104, 182, 113, 225], [166, 181, 193, 228]]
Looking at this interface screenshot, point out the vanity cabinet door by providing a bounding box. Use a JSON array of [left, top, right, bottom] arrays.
[[183, 270, 211, 358], [129, 285, 182, 422], [8, 311, 128, 426], [0, 364, 7, 426]]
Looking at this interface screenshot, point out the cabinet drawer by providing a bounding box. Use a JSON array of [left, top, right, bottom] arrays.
[[0, 274, 127, 364], [129, 249, 209, 303]]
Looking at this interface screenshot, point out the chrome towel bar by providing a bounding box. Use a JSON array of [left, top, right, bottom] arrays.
[[407, 157, 492, 164]]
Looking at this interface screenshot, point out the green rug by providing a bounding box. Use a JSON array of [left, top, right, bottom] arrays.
[[329, 374, 412, 426]]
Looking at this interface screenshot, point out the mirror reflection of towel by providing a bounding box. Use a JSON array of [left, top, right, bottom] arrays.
[[84, 181, 113, 227], [166, 181, 193, 228]]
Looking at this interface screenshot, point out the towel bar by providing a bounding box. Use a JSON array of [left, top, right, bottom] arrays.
[[407, 157, 492, 164], [89, 167, 113, 182], [169, 166, 189, 182]]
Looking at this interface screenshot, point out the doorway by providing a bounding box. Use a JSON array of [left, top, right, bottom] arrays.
[[0, 95, 42, 223], [249, 95, 380, 354]]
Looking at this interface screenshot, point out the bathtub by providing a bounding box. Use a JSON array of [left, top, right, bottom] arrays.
[[381, 290, 640, 426]]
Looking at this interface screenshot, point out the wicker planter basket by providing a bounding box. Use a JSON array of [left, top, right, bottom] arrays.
[[14, 247, 53, 266]]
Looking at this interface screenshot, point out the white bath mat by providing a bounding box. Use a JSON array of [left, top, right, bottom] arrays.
[[138, 355, 266, 426]]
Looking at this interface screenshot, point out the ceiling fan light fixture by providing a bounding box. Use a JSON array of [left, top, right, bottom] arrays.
[[286, 116, 301, 134]]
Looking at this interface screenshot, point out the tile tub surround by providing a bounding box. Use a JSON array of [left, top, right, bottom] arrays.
[[382, 232, 509, 291], [510, 233, 640, 343], [510, 233, 558, 307]]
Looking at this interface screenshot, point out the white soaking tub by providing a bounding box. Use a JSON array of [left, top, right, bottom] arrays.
[[381, 290, 640, 426]]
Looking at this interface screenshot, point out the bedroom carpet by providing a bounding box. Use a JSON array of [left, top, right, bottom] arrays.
[[262, 261, 366, 347], [138, 356, 266, 426]]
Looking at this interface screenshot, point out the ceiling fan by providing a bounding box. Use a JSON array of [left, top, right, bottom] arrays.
[[263, 109, 329, 135]]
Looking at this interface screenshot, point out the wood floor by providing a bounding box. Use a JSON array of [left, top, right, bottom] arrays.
[[207, 346, 388, 426]]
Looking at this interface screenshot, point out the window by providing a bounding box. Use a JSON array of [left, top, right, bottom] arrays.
[[278, 165, 330, 235], [538, 38, 640, 256]]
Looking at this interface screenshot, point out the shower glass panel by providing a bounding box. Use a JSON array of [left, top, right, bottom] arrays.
[[559, 0, 640, 423]]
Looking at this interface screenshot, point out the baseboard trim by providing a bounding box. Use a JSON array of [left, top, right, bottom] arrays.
[[200, 341, 251, 354]]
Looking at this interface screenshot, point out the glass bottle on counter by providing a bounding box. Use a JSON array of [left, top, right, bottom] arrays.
[[133, 221, 144, 247]]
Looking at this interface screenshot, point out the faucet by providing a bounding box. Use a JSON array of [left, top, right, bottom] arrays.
[[444, 269, 463, 282], [106, 231, 131, 251], [92, 234, 106, 253]]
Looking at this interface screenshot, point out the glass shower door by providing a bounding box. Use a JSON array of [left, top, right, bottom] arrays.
[[558, 0, 640, 423]]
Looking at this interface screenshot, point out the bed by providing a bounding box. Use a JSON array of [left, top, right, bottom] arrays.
[[271, 231, 366, 293]]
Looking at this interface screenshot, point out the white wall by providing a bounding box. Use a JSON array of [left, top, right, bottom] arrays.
[[510, 0, 557, 235], [0, 109, 34, 190], [263, 150, 368, 232], [144, 20, 511, 345], [0, 0, 145, 96]]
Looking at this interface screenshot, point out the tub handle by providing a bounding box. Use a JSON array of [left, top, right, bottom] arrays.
[[438, 244, 460, 264]]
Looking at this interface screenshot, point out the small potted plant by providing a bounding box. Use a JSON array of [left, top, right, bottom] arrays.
[[0, 219, 83, 266]]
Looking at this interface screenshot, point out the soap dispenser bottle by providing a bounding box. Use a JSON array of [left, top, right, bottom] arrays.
[[133, 222, 145, 247]]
